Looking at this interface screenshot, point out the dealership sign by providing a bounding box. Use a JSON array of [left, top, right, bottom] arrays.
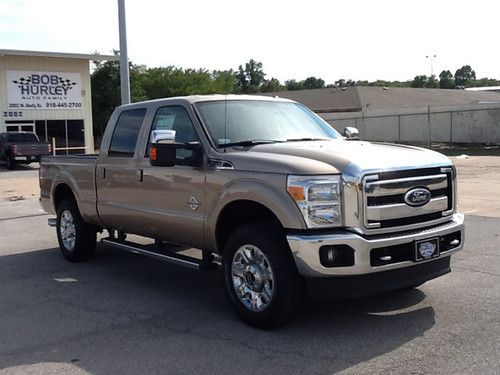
[[7, 70, 82, 110]]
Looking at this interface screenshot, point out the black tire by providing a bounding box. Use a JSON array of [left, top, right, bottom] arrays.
[[223, 222, 305, 329], [5, 154, 15, 170], [399, 282, 424, 291], [56, 199, 96, 262]]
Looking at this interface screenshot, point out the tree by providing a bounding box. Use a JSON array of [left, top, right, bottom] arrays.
[[235, 59, 265, 93], [91, 60, 147, 138], [335, 79, 346, 87], [211, 70, 237, 93], [303, 76, 325, 89], [260, 78, 283, 93], [425, 75, 438, 88], [411, 75, 428, 88], [468, 77, 500, 87], [439, 70, 455, 89], [455, 65, 476, 87], [285, 79, 304, 91]]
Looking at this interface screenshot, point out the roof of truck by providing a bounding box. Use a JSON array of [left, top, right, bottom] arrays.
[[123, 94, 296, 108]]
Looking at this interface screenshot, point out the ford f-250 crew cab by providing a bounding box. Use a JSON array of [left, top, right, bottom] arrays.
[[40, 95, 464, 328]]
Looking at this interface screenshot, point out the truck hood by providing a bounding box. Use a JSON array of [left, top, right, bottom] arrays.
[[226, 140, 452, 176]]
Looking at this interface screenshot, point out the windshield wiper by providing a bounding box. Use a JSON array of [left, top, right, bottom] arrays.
[[221, 139, 283, 147], [286, 137, 331, 142]]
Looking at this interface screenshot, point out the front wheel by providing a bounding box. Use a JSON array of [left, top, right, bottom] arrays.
[[223, 222, 305, 329], [56, 200, 96, 262]]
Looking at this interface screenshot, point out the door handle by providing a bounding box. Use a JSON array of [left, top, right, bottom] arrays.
[[101, 167, 106, 179], [136, 169, 143, 182]]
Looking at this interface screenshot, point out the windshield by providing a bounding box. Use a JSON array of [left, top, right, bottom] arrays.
[[195, 100, 341, 147], [7, 133, 39, 143]]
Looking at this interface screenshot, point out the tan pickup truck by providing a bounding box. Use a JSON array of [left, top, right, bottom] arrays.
[[40, 95, 464, 328]]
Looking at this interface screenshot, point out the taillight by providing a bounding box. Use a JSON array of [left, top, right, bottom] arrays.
[[48, 144, 52, 154], [12, 145, 17, 155]]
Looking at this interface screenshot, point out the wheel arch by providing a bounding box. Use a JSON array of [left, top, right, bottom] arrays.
[[52, 183, 77, 211], [214, 199, 284, 253]]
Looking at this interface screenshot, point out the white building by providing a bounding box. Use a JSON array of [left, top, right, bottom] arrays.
[[0, 49, 116, 154]]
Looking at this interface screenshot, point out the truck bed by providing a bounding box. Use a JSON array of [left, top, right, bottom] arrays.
[[39, 154, 99, 224]]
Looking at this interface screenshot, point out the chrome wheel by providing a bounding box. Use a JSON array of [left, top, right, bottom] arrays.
[[60, 210, 76, 251], [231, 244, 274, 312]]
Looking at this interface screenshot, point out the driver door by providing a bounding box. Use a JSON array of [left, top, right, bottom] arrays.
[[134, 105, 206, 249]]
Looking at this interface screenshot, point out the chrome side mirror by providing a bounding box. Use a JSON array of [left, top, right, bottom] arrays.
[[150, 130, 176, 167], [343, 126, 360, 140], [151, 129, 176, 144]]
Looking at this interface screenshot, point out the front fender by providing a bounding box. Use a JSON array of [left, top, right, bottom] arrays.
[[204, 177, 306, 251]]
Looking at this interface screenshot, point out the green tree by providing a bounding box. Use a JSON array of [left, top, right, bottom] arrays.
[[468, 77, 500, 87], [260, 78, 283, 92], [439, 70, 455, 89], [235, 59, 265, 93], [411, 75, 428, 88], [454, 65, 476, 87], [335, 79, 346, 87], [91, 60, 146, 139], [303, 76, 325, 89], [211, 70, 237, 93], [285, 79, 304, 91], [425, 75, 438, 88]]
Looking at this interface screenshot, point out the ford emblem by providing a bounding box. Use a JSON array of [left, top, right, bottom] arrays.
[[404, 188, 431, 207]]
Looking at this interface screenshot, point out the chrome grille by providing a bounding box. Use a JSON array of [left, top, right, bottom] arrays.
[[362, 167, 454, 232]]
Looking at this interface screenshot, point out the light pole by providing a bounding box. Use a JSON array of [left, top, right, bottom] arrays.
[[118, 0, 130, 104], [426, 54, 437, 77]]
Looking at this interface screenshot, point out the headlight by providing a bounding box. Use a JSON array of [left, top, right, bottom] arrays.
[[287, 175, 342, 228]]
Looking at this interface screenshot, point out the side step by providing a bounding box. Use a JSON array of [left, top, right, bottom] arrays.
[[101, 238, 218, 271]]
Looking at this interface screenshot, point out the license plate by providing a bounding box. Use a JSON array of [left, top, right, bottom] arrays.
[[414, 237, 440, 261]]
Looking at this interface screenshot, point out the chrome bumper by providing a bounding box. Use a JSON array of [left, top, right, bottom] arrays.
[[287, 212, 464, 277]]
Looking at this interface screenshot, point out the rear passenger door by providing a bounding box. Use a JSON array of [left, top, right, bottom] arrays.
[[96, 108, 148, 233]]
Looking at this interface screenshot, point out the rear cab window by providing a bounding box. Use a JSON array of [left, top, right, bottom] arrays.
[[108, 108, 147, 157], [7, 133, 39, 143]]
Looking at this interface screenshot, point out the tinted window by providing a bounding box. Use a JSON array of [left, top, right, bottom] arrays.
[[7, 133, 39, 142], [109, 109, 146, 157]]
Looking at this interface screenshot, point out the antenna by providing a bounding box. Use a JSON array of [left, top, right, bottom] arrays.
[[224, 94, 227, 153]]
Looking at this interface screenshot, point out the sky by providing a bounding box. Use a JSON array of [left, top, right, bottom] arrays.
[[0, 0, 498, 84]]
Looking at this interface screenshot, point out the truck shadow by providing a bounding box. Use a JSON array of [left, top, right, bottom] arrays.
[[0, 245, 435, 374], [0, 162, 39, 173]]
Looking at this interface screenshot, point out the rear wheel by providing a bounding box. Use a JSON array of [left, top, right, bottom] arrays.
[[223, 222, 305, 329], [56, 200, 96, 262], [5, 154, 15, 170]]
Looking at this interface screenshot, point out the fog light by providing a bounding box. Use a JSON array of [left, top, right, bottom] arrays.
[[319, 245, 355, 268]]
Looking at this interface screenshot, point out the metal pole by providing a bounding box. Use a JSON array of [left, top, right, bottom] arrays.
[[427, 105, 431, 149], [118, 0, 131, 104]]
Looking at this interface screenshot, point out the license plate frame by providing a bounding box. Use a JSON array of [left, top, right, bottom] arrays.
[[414, 237, 440, 262]]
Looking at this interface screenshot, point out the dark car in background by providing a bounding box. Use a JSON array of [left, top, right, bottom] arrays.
[[0, 132, 51, 169]]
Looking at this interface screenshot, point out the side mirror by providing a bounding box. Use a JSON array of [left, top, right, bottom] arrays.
[[149, 130, 203, 167], [343, 126, 360, 140], [152, 129, 176, 144], [149, 130, 176, 167]]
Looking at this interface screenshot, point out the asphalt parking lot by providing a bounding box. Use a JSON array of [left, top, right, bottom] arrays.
[[0, 159, 499, 374]]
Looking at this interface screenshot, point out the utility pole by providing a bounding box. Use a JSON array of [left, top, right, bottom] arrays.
[[426, 54, 437, 77], [118, 0, 130, 104]]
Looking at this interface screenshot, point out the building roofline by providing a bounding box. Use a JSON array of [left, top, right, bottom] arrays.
[[0, 49, 118, 61]]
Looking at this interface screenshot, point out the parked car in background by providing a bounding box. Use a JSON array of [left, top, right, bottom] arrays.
[[0, 132, 51, 169]]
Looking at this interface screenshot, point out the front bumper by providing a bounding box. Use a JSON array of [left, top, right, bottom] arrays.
[[287, 212, 464, 277]]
